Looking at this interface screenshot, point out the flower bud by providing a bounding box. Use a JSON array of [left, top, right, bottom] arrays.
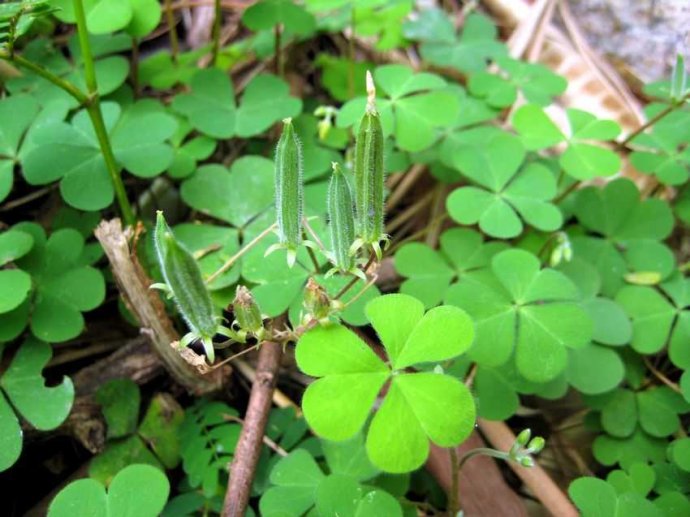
[[516, 428, 531, 447], [303, 278, 331, 321]]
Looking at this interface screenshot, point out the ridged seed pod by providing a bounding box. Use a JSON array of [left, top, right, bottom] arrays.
[[154, 211, 218, 361], [233, 285, 263, 335], [354, 71, 385, 245], [275, 118, 303, 253], [328, 162, 355, 272]]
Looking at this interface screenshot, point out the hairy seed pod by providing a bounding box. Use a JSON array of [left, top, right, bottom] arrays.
[[354, 71, 385, 244], [233, 285, 263, 335], [328, 162, 355, 272], [275, 118, 303, 251], [303, 278, 331, 321], [154, 211, 218, 361]]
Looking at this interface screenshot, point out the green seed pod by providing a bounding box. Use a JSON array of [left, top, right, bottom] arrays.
[[303, 278, 331, 322], [154, 211, 218, 362], [328, 162, 355, 272], [353, 71, 385, 245], [275, 118, 303, 254], [233, 285, 263, 335]]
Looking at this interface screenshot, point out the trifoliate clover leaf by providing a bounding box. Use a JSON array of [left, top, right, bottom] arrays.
[[0, 338, 74, 471], [172, 69, 302, 139], [445, 248, 592, 382], [14, 223, 105, 342], [411, 12, 506, 73], [599, 387, 689, 439], [242, 0, 316, 36], [50, 0, 161, 37], [0, 95, 39, 202], [569, 476, 663, 517], [139, 47, 209, 90], [394, 228, 508, 308], [296, 294, 475, 473], [23, 100, 177, 210], [437, 110, 501, 171], [337, 65, 459, 152], [572, 178, 675, 296], [606, 462, 656, 497], [593, 428, 667, 470], [316, 54, 372, 102], [617, 273, 690, 368], [446, 132, 563, 238], [90, 387, 183, 484], [402, 6, 455, 44], [629, 108, 690, 185], [559, 257, 633, 346], [181, 156, 274, 228], [513, 104, 622, 180], [260, 446, 401, 517], [6, 37, 129, 108], [467, 361, 566, 421], [167, 119, 216, 180], [468, 56, 567, 108], [172, 223, 240, 291], [48, 463, 170, 517]]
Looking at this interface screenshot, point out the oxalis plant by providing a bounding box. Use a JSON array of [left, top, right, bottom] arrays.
[[150, 72, 545, 510], [5, 1, 690, 515]]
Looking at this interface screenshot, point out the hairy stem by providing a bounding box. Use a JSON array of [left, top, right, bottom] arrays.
[[73, 0, 135, 226], [206, 223, 277, 284]]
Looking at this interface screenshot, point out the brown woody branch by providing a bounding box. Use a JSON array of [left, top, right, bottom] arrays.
[[222, 341, 283, 517], [94, 218, 223, 394]]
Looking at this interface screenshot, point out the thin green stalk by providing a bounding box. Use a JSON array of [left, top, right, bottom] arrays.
[[274, 24, 283, 77], [0, 52, 88, 104], [211, 0, 222, 66], [72, 0, 135, 226], [164, 0, 179, 63], [131, 37, 140, 97], [347, 8, 355, 98], [457, 448, 509, 471], [619, 93, 690, 148]]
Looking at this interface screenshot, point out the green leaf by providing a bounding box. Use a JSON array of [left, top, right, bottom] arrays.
[[337, 65, 458, 153], [296, 295, 475, 472], [96, 379, 140, 439], [513, 105, 621, 179], [15, 225, 105, 342], [89, 435, 162, 485], [138, 394, 184, 469], [394, 228, 507, 308], [0, 269, 31, 314], [260, 449, 324, 517], [0, 229, 34, 266], [0, 95, 40, 202], [181, 156, 274, 228], [242, 0, 316, 35], [7, 37, 129, 109], [322, 433, 379, 482], [172, 69, 301, 139], [173, 223, 240, 291], [567, 344, 624, 395], [669, 438, 690, 472], [446, 249, 591, 381], [569, 476, 663, 517], [23, 101, 177, 210], [1, 337, 74, 430], [447, 133, 562, 238], [0, 391, 22, 472], [48, 464, 170, 517], [416, 13, 506, 73]]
